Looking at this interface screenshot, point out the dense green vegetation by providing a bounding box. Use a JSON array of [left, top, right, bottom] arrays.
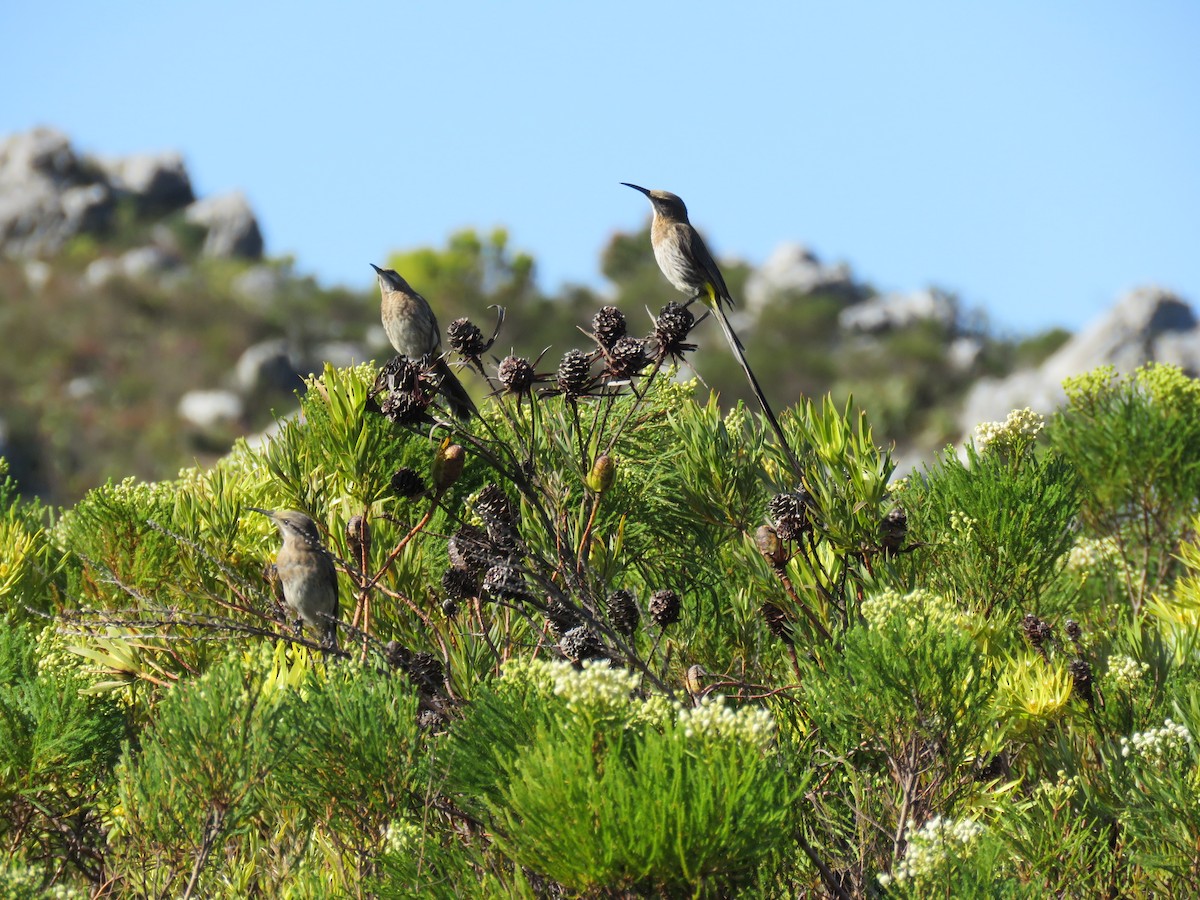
[[2, 257, 1199, 900]]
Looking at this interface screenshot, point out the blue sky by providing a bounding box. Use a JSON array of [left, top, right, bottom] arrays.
[[3, 1, 1197, 335]]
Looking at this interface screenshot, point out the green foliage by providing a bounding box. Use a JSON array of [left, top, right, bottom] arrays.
[[1049, 363, 1200, 612]]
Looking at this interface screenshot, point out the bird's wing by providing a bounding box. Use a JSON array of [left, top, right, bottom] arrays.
[[680, 223, 732, 308], [417, 291, 443, 354]]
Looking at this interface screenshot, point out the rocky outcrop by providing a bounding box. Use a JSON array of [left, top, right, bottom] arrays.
[[839, 287, 958, 334], [744, 242, 862, 311], [0, 127, 261, 262], [958, 287, 1200, 430]]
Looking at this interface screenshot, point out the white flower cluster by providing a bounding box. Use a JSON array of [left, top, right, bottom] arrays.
[[861, 588, 959, 632], [381, 819, 422, 854], [974, 407, 1045, 453], [1065, 535, 1122, 576], [1034, 769, 1083, 807], [1106, 654, 1150, 692], [947, 509, 978, 540], [676, 694, 776, 749], [550, 658, 642, 711], [1120, 719, 1191, 766], [878, 816, 986, 887]]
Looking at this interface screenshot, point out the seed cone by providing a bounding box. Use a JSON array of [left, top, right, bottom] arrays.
[[442, 565, 478, 600], [879, 506, 908, 552], [390, 467, 426, 499], [607, 336, 649, 379], [447, 317, 486, 357], [557, 349, 595, 398], [1069, 658, 1096, 710], [653, 302, 696, 358], [648, 589, 682, 628], [768, 488, 815, 542], [497, 355, 536, 394], [592, 306, 627, 349], [483, 562, 528, 601], [607, 589, 640, 636], [559, 625, 604, 663]]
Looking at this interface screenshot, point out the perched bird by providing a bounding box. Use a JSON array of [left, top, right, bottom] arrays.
[[621, 183, 796, 467], [249, 507, 339, 649], [372, 263, 475, 419]]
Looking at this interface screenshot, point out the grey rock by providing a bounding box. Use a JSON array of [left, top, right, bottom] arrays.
[[744, 241, 860, 311], [120, 244, 177, 279], [958, 286, 1200, 432], [84, 256, 123, 288], [231, 265, 287, 309], [840, 288, 958, 334], [235, 339, 302, 394], [178, 390, 244, 430], [22, 259, 51, 292], [95, 151, 193, 214], [184, 191, 263, 259]]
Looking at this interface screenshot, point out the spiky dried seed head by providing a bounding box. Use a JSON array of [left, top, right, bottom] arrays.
[[761, 602, 795, 644], [447, 317, 486, 357], [653, 302, 696, 357], [497, 355, 536, 394], [557, 349, 595, 398], [544, 596, 580, 637], [768, 488, 815, 541], [442, 566, 478, 601], [483, 563, 528, 601], [648, 589, 682, 628], [408, 652, 444, 695], [1021, 613, 1052, 648], [1065, 619, 1082, 643], [448, 524, 493, 575], [390, 467, 426, 499], [592, 306, 627, 348], [607, 336, 649, 379], [607, 589, 640, 636], [475, 484, 517, 526], [559, 625, 604, 663], [880, 506, 908, 552], [1069, 658, 1095, 709], [373, 355, 438, 424]]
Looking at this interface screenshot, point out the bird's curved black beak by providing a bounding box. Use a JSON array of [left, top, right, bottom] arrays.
[[621, 182, 651, 197], [246, 506, 272, 517], [370, 263, 384, 275]]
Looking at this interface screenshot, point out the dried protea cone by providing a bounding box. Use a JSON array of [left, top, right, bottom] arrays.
[[559, 625, 604, 663], [648, 589, 681, 628], [1021, 613, 1052, 649], [544, 596, 580, 638], [390, 466, 426, 499], [475, 484, 517, 526], [384, 639, 411, 670], [653, 302, 696, 358], [373, 355, 438, 425], [448, 524, 494, 575], [768, 488, 815, 541], [879, 506, 907, 552], [1065, 619, 1083, 648], [761, 602, 795, 645], [442, 566, 478, 600], [447, 317, 486, 358], [497, 355, 536, 395], [586, 454, 616, 495], [408, 651, 445, 695], [1069, 658, 1096, 710], [607, 336, 649, 379], [557, 349, 595, 398], [483, 562, 529, 601], [432, 440, 465, 490], [591, 306, 626, 348], [606, 589, 640, 637], [755, 525, 788, 569]]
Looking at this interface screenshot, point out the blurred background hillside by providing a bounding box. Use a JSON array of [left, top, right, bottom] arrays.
[[1, 2, 1197, 506]]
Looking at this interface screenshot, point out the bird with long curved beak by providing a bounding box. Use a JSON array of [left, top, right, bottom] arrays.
[[248, 507, 339, 650]]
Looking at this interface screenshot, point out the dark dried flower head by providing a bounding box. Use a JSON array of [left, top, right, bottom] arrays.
[[544, 596, 581, 637], [497, 355, 536, 395], [768, 488, 815, 541], [1065, 619, 1083, 643], [475, 484, 517, 526], [879, 506, 908, 552], [607, 336, 650, 380], [648, 589, 682, 628], [408, 651, 444, 695], [447, 317, 486, 357], [592, 306, 627, 348], [346, 515, 371, 563], [448, 524, 494, 575], [1021, 613, 1053, 648], [1069, 658, 1095, 710], [761, 602, 795, 645], [557, 348, 595, 398], [559, 625, 605, 663], [442, 566, 479, 601], [384, 639, 411, 670], [373, 355, 438, 424], [390, 467, 426, 499], [653, 301, 697, 359], [607, 589, 640, 637], [483, 562, 528, 601]]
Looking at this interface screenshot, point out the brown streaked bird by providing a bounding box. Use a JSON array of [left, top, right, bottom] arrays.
[[621, 183, 797, 469], [249, 507, 339, 649], [371, 263, 475, 419]]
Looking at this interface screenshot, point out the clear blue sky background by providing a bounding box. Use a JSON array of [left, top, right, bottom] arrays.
[[3, 1, 1197, 335]]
